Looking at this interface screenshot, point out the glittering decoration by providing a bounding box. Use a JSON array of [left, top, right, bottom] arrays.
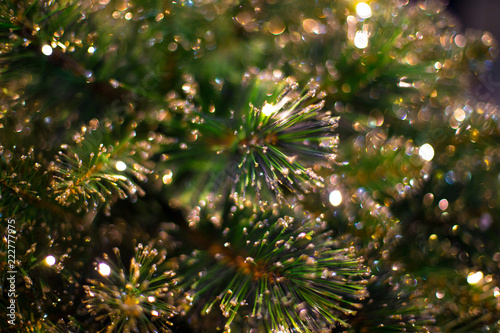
[[180, 201, 369, 332], [83, 244, 178, 333]]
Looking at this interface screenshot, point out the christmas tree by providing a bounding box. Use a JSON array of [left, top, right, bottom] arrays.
[[1, 0, 500, 332]]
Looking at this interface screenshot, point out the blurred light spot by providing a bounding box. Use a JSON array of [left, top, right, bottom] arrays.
[[398, 77, 413, 88], [368, 109, 384, 127], [115, 161, 127, 171], [445, 171, 455, 185], [98, 262, 111, 276], [354, 31, 369, 49], [87, 46, 96, 54], [454, 34, 466, 48], [329, 190, 342, 206], [268, 17, 286, 35], [42, 45, 53, 56], [436, 291, 445, 299], [347, 15, 358, 25], [235, 11, 254, 26], [151, 310, 159, 316], [482, 32, 494, 46], [303, 18, 320, 34], [262, 103, 277, 116], [162, 170, 173, 185], [423, 193, 434, 206], [479, 212, 493, 231], [467, 271, 483, 285], [356, 2, 372, 19], [148, 296, 155, 302], [168, 42, 178, 51], [45, 255, 56, 266], [342, 83, 351, 93], [419, 143, 434, 161], [438, 199, 448, 210], [405, 52, 418, 65], [454, 108, 466, 122]]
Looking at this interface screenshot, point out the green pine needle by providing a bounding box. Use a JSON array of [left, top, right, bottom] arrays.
[[180, 201, 369, 332], [83, 244, 178, 333]]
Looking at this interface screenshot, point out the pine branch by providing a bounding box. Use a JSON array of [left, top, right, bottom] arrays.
[[160, 81, 339, 205], [0, 146, 81, 224], [83, 244, 178, 333], [175, 199, 369, 333], [49, 119, 153, 215]]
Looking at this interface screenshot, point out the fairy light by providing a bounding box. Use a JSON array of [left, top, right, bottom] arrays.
[[148, 296, 155, 302], [356, 2, 372, 19], [354, 31, 369, 49], [467, 271, 483, 285], [329, 190, 342, 206], [115, 161, 127, 171], [41, 45, 53, 56], [419, 143, 434, 161], [88, 46, 96, 54], [98, 262, 111, 276], [45, 255, 56, 266]]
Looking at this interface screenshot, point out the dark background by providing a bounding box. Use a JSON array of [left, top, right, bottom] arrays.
[[447, 0, 500, 103]]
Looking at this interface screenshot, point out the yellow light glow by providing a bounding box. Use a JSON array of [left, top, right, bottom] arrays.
[[98, 262, 111, 276], [467, 271, 483, 285], [162, 170, 173, 185]]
